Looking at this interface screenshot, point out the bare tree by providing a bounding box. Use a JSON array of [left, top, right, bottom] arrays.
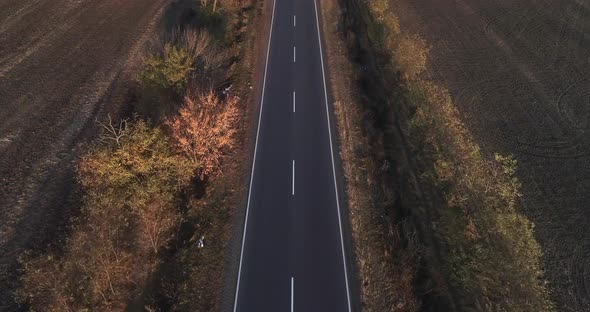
[[96, 114, 129, 147], [137, 198, 180, 254]]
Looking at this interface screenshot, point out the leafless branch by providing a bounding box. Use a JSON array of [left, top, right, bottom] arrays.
[[96, 115, 129, 147]]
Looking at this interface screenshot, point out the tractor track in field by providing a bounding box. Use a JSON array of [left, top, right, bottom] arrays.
[[391, 0, 590, 310]]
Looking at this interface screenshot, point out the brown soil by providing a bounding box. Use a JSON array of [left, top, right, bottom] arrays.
[[389, 0, 590, 310], [0, 0, 170, 309]]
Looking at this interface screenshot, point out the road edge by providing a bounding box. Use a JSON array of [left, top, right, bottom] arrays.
[[314, 0, 361, 311], [222, 0, 276, 310]]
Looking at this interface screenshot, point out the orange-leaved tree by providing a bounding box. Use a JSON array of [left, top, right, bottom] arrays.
[[167, 90, 239, 179]]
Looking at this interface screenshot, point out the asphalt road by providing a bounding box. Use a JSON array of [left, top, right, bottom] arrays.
[[232, 0, 352, 310]]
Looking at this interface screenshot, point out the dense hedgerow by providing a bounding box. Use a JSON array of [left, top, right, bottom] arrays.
[[362, 0, 554, 310], [19, 0, 249, 309]]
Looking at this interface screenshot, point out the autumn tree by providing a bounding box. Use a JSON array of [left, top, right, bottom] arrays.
[[21, 120, 194, 311], [139, 43, 193, 94], [166, 90, 239, 179], [137, 196, 181, 254]]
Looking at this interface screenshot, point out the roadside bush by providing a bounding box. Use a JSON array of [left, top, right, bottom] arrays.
[[79, 119, 193, 197], [174, 28, 212, 64], [166, 28, 228, 75], [200, 0, 242, 14], [139, 43, 193, 95], [176, 29, 229, 90], [137, 29, 230, 120], [20, 120, 193, 311], [166, 90, 238, 179], [392, 35, 428, 79]]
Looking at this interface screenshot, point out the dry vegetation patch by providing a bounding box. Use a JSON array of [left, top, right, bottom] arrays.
[[320, 1, 420, 311]]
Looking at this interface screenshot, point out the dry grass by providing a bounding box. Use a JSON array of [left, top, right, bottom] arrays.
[[320, 1, 420, 311]]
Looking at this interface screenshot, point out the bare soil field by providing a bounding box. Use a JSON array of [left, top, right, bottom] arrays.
[[0, 0, 170, 309], [390, 0, 590, 310]]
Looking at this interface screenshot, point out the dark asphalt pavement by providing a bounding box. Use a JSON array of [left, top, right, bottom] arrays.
[[233, 0, 352, 310]]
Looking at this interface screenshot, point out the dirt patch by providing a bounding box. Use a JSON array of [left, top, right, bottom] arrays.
[[0, 0, 170, 309], [389, 0, 590, 310]]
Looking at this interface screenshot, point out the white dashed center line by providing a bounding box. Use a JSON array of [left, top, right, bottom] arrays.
[[291, 277, 295, 312]]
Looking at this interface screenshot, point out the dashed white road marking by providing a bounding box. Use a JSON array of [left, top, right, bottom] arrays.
[[293, 91, 296, 113], [293, 46, 296, 63], [291, 277, 295, 312], [294, 15, 296, 27], [292, 160, 295, 196]]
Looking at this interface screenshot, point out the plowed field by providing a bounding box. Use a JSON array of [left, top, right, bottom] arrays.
[[0, 0, 169, 309], [390, 0, 590, 310]]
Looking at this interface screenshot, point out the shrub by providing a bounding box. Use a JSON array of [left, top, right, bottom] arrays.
[[175, 29, 229, 90], [392, 35, 428, 79], [79, 120, 193, 200], [166, 90, 238, 179], [20, 120, 193, 311], [139, 43, 193, 95]]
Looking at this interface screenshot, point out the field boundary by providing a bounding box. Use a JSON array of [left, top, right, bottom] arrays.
[[321, 0, 555, 310]]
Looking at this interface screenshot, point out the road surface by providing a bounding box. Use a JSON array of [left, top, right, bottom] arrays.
[[232, 0, 352, 310]]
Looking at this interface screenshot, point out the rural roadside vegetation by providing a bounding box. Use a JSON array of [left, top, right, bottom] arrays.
[[321, 0, 554, 310], [17, 0, 261, 310]]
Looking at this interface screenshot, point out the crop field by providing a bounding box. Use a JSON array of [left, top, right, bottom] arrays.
[[390, 0, 590, 310], [0, 0, 169, 309]]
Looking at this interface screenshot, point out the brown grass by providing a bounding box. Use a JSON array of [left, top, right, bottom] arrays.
[[320, 1, 420, 311]]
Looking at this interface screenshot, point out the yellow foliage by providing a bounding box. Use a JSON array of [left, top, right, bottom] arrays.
[[139, 43, 193, 94], [21, 120, 193, 311], [363, 0, 554, 310], [79, 120, 193, 207], [393, 35, 428, 79]]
